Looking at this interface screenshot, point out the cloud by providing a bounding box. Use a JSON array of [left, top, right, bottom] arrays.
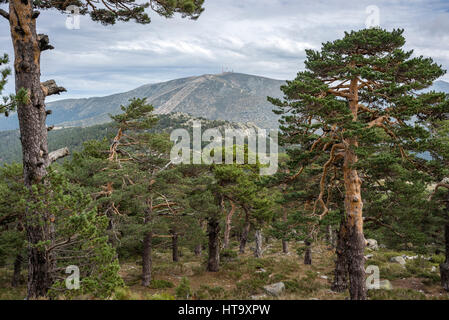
[[1, 0, 448, 100]]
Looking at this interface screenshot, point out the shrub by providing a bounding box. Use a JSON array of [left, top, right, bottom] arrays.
[[150, 279, 175, 289], [175, 277, 191, 299]]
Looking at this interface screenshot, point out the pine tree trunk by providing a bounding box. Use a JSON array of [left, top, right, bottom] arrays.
[[142, 231, 153, 287], [11, 253, 23, 287], [282, 240, 288, 254], [440, 224, 449, 292], [327, 225, 335, 248], [343, 77, 367, 300], [171, 231, 179, 262], [254, 229, 263, 258], [194, 244, 202, 256], [239, 212, 250, 254], [304, 240, 312, 265], [223, 201, 236, 249], [332, 221, 348, 292], [282, 208, 288, 253], [207, 219, 220, 272], [9, 0, 53, 299]]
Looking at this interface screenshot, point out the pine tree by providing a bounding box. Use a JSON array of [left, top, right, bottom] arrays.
[[0, 0, 205, 298], [0, 164, 124, 298], [269, 28, 449, 300]]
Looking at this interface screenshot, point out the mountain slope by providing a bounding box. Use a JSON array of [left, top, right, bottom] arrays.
[[1, 74, 448, 131], [0, 73, 285, 131]]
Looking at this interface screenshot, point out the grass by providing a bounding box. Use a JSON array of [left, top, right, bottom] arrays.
[[1, 240, 449, 300]]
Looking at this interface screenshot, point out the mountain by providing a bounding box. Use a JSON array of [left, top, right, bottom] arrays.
[[0, 73, 286, 131], [1, 75, 448, 131]]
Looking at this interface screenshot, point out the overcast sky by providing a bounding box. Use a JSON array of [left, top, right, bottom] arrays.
[[1, 0, 449, 100]]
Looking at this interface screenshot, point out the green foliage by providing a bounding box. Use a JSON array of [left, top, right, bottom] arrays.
[[35, 0, 205, 26], [150, 279, 175, 289], [0, 54, 16, 117], [269, 27, 449, 252], [0, 163, 124, 299], [175, 277, 191, 299], [368, 288, 427, 300], [284, 271, 323, 295]]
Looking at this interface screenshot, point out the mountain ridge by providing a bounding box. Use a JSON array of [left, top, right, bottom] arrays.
[[0, 73, 448, 131]]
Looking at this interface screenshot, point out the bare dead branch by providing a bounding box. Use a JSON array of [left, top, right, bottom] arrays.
[[49, 147, 69, 163], [41, 80, 66, 96]]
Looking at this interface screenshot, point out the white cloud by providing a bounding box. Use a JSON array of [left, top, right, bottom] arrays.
[[0, 0, 448, 99]]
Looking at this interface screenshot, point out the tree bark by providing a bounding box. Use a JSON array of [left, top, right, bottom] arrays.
[[343, 77, 367, 300], [223, 201, 236, 249], [282, 240, 289, 254], [207, 218, 220, 272], [141, 231, 153, 287], [254, 229, 263, 258], [304, 240, 312, 265], [194, 244, 202, 256], [11, 253, 23, 287], [171, 231, 179, 262], [282, 208, 288, 253], [327, 225, 335, 248], [239, 209, 250, 254], [9, 0, 55, 299], [331, 221, 348, 292], [440, 223, 449, 292]]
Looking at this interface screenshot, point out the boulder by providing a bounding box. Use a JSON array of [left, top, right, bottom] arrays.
[[263, 282, 285, 297], [390, 256, 406, 266], [366, 239, 379, 251]]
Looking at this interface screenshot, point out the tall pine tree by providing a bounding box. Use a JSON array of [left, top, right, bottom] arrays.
[[269, 28, 449, 300]]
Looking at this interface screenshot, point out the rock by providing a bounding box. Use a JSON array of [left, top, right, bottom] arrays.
[[320, 275, 328, 280], [366, 239, 379, 251], [250, 294, 268, 300], [379, 244, 387, 249], [390, 256, 407, 266], [263, 282, 285, 297], [379, 280, 393, 290], [404, 255, 418, 260], [256, 268, 267, 273], [365, 254, 374, 260], [431, 266, 437, 273]]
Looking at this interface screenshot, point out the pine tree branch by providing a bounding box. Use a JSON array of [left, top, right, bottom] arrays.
[[41, 80, 66, 97], [0, 9, 9, 21], [37, 34, 54, 51], [49, 147, 69, 163]]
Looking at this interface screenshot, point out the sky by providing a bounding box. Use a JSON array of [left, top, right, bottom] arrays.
[[1, 0, 449, 101]]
